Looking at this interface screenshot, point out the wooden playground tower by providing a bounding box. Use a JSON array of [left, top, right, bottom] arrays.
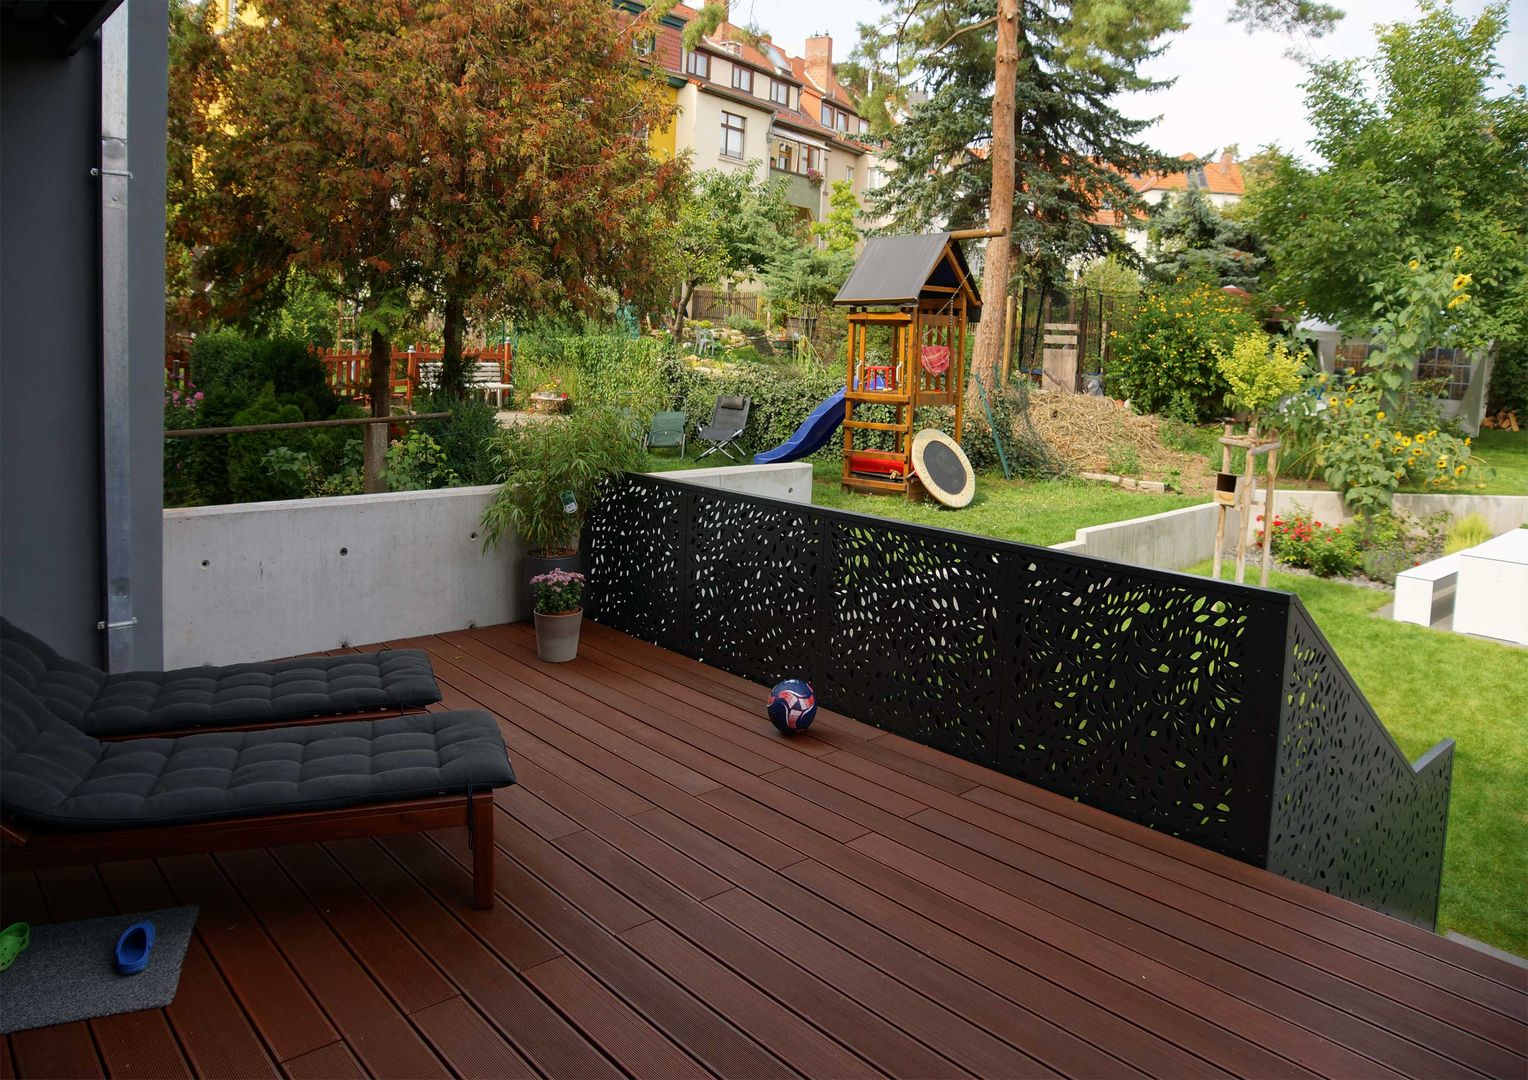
[[834, 231, 985, 497]]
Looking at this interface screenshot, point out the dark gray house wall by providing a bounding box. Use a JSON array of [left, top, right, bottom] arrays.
[[1, 2, 168, 668]]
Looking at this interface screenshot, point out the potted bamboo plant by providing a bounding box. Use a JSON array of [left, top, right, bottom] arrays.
[[480, 406, 646, 625]]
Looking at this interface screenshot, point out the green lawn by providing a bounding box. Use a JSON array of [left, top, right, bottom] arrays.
[[1190, 561, 1528, 957], [645, 452, 1201, 547], [1449, 427, 1528, 495]]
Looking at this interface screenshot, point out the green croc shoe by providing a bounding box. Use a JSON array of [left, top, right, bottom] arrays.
[[0, 922, 29, 971]]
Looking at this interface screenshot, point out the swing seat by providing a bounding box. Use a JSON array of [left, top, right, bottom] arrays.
[[920, 345, 950, 374]]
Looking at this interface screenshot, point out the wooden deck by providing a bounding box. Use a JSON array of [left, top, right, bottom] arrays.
[[3, 621, 1524, 1079]]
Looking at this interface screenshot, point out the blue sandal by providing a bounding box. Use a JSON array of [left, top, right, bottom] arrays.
[[114, 920, 155, 976]]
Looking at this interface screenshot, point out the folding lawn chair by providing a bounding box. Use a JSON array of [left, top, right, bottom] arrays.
[[696, 395, 751, 461], [645, 411, 687, 457]]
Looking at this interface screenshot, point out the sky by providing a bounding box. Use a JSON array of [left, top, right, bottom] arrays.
[[732, 0, 1526, 163]]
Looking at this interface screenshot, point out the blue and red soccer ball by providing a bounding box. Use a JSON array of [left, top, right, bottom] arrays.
[[767, 679, 817, 734]]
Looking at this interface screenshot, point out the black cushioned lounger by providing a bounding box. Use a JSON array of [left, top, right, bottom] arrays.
[[2, 670, 516, 908], [1, 617, 441, 738]]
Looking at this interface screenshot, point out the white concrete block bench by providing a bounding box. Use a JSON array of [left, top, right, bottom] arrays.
[[1394, 553, 1462, 628]]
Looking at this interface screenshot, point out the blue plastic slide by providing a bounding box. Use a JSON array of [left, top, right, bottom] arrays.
[[752, 388, 846, 464]]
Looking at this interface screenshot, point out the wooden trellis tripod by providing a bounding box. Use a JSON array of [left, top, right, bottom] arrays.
[[1212, 419, 1281, 587]]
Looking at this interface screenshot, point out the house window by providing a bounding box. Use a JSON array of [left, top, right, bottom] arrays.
[[1334, 342, 1379, 377], [633, 32, 655, 56], [773, 140, 795, 172], [820, 104, 834, 127], [1418, 347, 1472, 400], [684, 50, 709, 78], [859, 118, 869, 134], [770, 78, 790, 105], [805, 146, 822, 173], [732, 66, 754, 94], [720, 111, 746, 159], [845, 165, 854, 187]]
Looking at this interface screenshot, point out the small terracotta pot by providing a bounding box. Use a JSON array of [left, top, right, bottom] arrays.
[[533, 607, 582, 663]]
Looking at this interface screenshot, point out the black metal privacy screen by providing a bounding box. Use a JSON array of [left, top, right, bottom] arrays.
[[585, 473, 1454, 928]]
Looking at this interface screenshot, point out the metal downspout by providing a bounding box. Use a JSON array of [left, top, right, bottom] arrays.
[[97, 7, 136, 669]]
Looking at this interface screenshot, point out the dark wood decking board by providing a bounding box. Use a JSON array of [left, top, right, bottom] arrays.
[[1, 622, 1523, 1078]]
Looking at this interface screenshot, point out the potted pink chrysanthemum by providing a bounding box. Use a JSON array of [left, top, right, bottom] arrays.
[[530, 569, 585, 662]]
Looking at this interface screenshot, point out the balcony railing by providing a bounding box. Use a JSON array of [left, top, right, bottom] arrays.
[[586, 472, 1455, 927]]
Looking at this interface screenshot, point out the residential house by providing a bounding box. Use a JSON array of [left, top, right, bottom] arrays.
[[632, 3, 886, 229], [1091, 149, 1246, 255]]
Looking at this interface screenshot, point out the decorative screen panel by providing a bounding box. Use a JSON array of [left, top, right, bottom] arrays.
[[1268, 605, 1453, 927]]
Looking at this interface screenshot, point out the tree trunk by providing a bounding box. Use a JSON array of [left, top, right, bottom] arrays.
[[440, 294, 468, 400], [671, 280, 694, 340], [368, 326, 391, 418], [364, 326, 391, 493], [966, 0, 1020, 419]]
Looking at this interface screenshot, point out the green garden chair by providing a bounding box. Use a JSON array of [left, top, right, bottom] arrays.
[[645, 411, 687, 457]]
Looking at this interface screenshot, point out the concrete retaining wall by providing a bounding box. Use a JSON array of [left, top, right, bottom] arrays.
[[163, 464, 814, 668], [651, 462, 813, 504], [163, 486, 521, 668], [1053, 491, 1528, 573]]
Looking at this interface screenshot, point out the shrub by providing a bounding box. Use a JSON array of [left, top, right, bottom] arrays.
[[385, 431, 460, 492], [1105, 281, 1261, 421], [413, 391, 499, 485], [1214, 333, 1303, 418], [1354, 509, 1447, 584], [1259, 509, 1361, 577], [724, 314, 764, 334], [1486, 339, 1528, 416], [225, 384, 308, 502], [1445, 513, 1494, 554], [513, 332, 670, 417]]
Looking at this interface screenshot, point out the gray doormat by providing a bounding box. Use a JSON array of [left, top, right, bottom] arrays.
[[0, 906, 197, 1034]]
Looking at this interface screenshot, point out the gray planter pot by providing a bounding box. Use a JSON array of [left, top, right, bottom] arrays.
[[533, 608, 582, 662], [524, 550, 584, 615]]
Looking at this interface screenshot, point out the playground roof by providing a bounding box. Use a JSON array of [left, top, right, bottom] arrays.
[[833, 232, 982, 314]]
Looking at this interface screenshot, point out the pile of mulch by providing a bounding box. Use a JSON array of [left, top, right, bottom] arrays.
[[1025, 388, 1203, 479]]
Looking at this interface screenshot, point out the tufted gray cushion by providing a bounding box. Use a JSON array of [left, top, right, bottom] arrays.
[[2, 618, 441, 737], [2, 672, 516, 829]]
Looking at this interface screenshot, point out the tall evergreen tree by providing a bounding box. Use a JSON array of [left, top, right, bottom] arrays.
[[1146, 185, 1267, 289], [855, 0, 1341, 407]]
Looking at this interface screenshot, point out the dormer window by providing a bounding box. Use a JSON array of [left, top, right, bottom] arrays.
[[684, 50, 710, 79], [732, 66, 754, 94], [820, 104, 852, 132], [770, 78, 790, 105]]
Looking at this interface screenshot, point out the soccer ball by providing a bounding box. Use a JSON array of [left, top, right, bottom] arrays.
[[767, 679, 817, 734]]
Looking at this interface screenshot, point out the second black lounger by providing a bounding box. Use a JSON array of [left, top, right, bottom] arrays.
[[1, 617, 441, 738]]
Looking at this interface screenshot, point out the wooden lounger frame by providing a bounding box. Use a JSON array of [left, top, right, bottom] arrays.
[[2, 790, 496, 909]]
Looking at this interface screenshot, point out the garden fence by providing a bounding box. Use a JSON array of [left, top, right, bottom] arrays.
[[586, 473, 1454, 928], [1008, 286, 1133, 389]]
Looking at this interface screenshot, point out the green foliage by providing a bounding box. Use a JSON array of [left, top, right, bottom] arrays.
[[188, 330, 338, 419], [1244, 2, 1526, 351], [1077, 255, 1142, 298], [1486, 340, 1528, 416], [385, 432, 460, 492], [1283, 381, 1478, 516], [513, 332, 672, 418], [724, 314, 764, 334], [1214, 333, 1303, 416], [1106, 442, 1141, 477], [811, 181, 862, 255], [1280, 255, 1482, 513], [1445, 513, 1494, 555], [1105, 282, 1261, 420], [481, 407, 647, 554], [1147, 186, 1266, 290], [412, 391, 499, 486], [225, 385, 308, 503], [1354, 509, 1447, 585]]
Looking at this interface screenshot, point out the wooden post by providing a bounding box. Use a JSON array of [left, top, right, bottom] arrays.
[[1260, 445, 1279, 588], [1212, 421, 1233, 580], [363, 421, 388, 494], [1000, 292, 1016, 383], [1234, 422, 1258, 583]]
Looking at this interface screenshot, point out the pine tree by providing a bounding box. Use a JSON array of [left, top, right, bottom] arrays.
[[1147, 186, 1267, 289]]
